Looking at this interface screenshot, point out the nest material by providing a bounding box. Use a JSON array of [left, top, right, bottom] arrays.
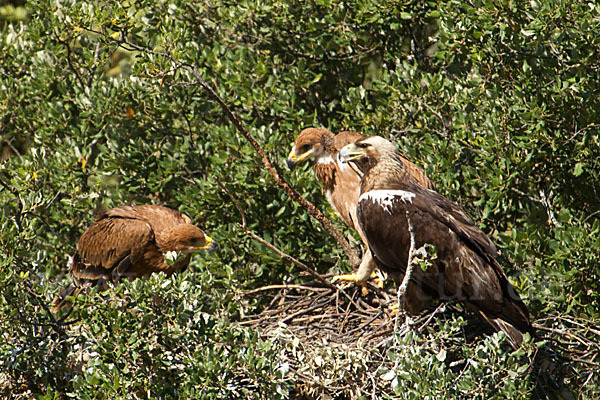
[[241, 277, 600, 399], [241, 278, 488, 345], [240, 278, 492, 399]]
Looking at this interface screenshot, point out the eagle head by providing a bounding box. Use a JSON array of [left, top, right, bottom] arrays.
[[158, 224, 219, 254], [338, 136, 398, 174], [287, 128, 335, 168]]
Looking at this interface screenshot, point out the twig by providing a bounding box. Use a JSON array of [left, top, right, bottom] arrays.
[[281, 302, 328, 324], [583, 210, 600, 224], [60, 38, 85, 90], [397, 211, 419, 312], [0, 175, 23, 231], [539, 190, 561, 228], [88, 42, 101, 89], [214, 177, 339, 291], [416, 303, 446, 333], [242, 284, 329, 295], [345, 310, 384, 336]]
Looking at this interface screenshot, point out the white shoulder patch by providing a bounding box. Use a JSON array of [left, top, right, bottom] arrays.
[[359, 190, 416, 214], [316, 155, 334, 165]]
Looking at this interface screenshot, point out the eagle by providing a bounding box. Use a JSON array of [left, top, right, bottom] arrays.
[[287, 127, 435, 292], [51, 204, 218, 311], [339, 136, 533, 347]]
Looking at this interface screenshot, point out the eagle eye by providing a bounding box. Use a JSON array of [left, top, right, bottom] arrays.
[[357, 142, 369, 148], [300, 144, 311, 152]]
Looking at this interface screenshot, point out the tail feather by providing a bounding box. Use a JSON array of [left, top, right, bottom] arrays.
[[51, 278, 110, 312], [50, 283, 82, 313], [479, 261, 534, 348], [480, 313, 524, 348]]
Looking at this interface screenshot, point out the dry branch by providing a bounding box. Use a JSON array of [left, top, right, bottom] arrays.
[[189, 71, 360, 266], [214, 176, 339, 291], [397, 211, 418, 312]]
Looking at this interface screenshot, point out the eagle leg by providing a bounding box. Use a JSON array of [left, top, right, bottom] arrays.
[[332, 272, 384, 296], [332, 250, 382, 295]]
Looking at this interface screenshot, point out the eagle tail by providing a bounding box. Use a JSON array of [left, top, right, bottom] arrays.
[[477, 260, 534, 348], [478, 298, 534, 349], [50, 283, 82, 313], [480, 313, 524, 348]]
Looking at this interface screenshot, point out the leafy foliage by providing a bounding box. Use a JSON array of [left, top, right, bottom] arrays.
[[1, 0, 598, 398]]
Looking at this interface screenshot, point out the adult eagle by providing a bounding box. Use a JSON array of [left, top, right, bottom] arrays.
[[339, 136, 532, 347], [287, 127, 435, 292], [51, 205, 218, 311]]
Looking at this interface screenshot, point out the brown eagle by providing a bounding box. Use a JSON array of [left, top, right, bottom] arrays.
[[339, 136, 532, 347], [51, 204, 218, 311], [287, 127, 435, 291]]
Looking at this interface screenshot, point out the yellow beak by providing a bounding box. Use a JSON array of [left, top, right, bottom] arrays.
[[286, 147, 314, 168], [199, 235, 219, 251], [338, 144, 365, 163]]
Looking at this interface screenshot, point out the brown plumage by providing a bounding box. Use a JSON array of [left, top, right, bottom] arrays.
[[287, 127, 435, 289], [51, 205, 217, 312], [339, 136, 533, 347], [287, 128, 434, 231]]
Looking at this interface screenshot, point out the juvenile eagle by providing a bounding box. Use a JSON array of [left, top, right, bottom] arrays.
[[51, 205, 218, 311], [339, 136, 532, 347], [287, 127, 435, 292]]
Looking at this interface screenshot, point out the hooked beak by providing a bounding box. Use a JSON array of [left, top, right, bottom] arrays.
[[287, 147, 314, 169], [199, 235, 220, 251], [338, 143, 365, 163]]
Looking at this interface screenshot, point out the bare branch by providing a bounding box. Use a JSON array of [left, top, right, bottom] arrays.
[[539, 189, 561, 228], [241, 284, 329, 295], [186, 70, 360, 266], [214, 177, 339, 291], [397, 211, 419, 312]]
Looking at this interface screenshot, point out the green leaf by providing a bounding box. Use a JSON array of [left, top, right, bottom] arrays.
[[573, 162, 585, 177]]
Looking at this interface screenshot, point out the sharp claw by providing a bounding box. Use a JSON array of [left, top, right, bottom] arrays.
[[332, 273, 360, 284], [368, 272, 385, 288], [388, 303, 399, 317], [333, 271, 385, 296], [360, 284, 369, 296], [332, 273, 370, 296]]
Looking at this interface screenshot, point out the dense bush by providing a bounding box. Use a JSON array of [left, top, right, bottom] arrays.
[[1, 0, 598, 398]]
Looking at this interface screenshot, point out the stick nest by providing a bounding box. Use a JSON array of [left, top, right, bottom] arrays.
[[241, 277, 600, 399], [241, 277, 493, 399]]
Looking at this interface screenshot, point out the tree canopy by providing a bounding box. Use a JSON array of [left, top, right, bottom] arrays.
[[1, 0, 599, 398]]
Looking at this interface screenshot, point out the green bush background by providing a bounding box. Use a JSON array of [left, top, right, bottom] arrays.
[[1, 0, 598, 398]]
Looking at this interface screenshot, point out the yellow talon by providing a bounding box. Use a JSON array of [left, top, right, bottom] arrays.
[[371, 271, 385, 289], [332, 273, 368, 295], [332, 273, 361, 284], [332, 271, 384, 296]]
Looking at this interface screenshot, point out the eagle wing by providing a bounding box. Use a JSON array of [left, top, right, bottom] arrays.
[[71, 211, 155, 282], [412, 184, 498, 261], [398, 155, 436, 190], [357, 185, 531, 343], [102, 204, 191, 232]]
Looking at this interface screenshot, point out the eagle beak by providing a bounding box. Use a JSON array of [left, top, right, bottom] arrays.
[[286, 147, 313, 169], [200, 235, 220, 251], [338, 144, 364, 163]]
